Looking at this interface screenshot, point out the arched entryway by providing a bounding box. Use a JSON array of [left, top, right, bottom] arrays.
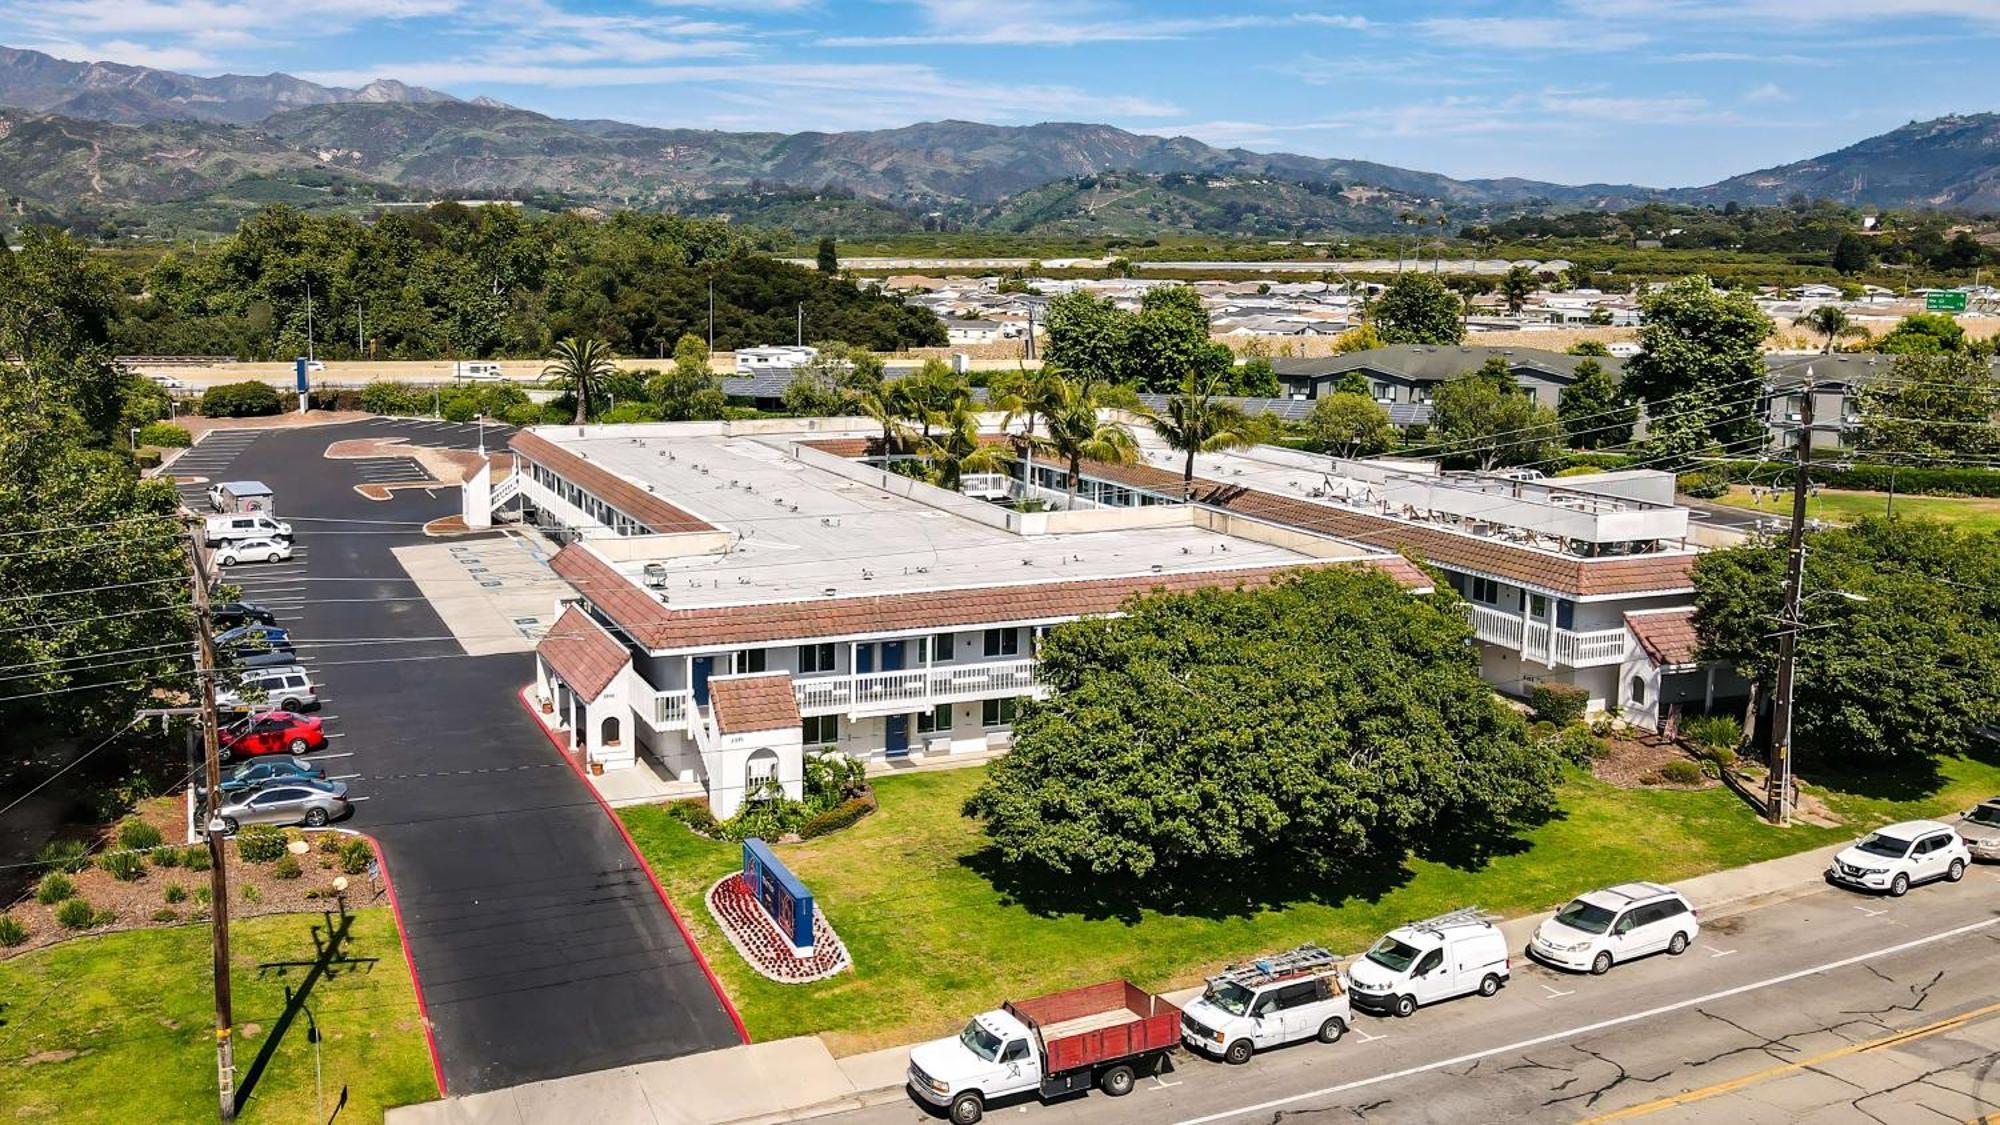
[[745, 748, 780, 803], [600, 714, 621, 747]]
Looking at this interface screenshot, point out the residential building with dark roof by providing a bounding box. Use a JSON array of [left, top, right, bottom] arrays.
[[1271, 344, 1622, 411]]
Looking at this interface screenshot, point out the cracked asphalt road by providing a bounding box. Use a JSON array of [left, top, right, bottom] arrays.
[[818, 872, 2000, 1125]]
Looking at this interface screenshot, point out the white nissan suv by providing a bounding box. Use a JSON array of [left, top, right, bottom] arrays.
[[1827, 820, 1970, 896]]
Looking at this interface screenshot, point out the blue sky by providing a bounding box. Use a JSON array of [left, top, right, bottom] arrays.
[[6, 0, 1998, 186]]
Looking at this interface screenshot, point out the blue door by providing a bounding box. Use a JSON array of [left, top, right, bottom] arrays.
[[881, 640, 905, 672], [885, 714, 909, 758], [856, 644, 875, 674], [692, 655, 714, 706]]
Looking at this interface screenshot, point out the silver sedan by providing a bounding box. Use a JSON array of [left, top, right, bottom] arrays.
[[210, 780, 350, 833]]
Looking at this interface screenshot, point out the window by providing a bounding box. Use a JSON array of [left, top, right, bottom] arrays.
[[1413, 950, 1443, 977], [798, 643, 835, 674], [1556, 600, 1576, 630], [1530, 594, 1549, 620], [981, 698, 1019, 727], [1629, 676, 1647, 706], [917, 704, 953, 734], [1371, 381, 1394, 402], [734, 649, 767, 674], [983, 628, 1020, 658], [801, 715, 839, 746], [1276, 982, 1318, 1010], [931, 632, 955, 663], [1000, 1040, 1029, 1063], [1468, 576, 1500, 604]]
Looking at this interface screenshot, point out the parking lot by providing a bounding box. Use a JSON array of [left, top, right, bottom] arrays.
[[173, 417, 743, 1094]]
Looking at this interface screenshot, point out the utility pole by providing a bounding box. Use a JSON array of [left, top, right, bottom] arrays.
[[305, 283, 316, 367], [796, 302, 803, 347], [357, 300, 364, 355], [707, 279, 715, 354], [1765, 371, 1815, 826], [185, 520, 237, 1118]]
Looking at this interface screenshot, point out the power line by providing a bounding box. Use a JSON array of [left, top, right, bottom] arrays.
[[0, 717, 143, 820]]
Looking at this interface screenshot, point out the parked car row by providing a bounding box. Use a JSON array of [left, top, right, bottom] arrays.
[[199, 595, 352, 836], [913, 816, 2000, 1123]]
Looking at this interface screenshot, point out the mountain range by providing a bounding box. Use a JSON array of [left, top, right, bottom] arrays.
[[1, 46, 1996, 237]]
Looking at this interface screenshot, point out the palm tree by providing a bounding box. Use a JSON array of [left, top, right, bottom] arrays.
[[899, 359, 971, 445], [1794, 305, 1860, 354], [1027, 376, 1138, 507], [543, 337, 618, 424], [923, 401, 1014, 492], [1143, 371, 1251, 499], [853, 384, 915, 459]]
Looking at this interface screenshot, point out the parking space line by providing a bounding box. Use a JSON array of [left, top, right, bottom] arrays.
[[1541, 983, 1575, 997], [314, 752, 354, 761], [1703, 944, 1738, 958], [1854, 904, 1888, 918], [345, 795, 371, 803], [1352, 1028, 1389, 1043], [330, 773, 362, 780]]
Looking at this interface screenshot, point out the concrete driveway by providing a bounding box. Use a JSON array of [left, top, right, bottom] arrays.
[[181, 417, 744, 1093]]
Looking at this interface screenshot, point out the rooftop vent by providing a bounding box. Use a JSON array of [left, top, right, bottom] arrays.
[[822, 586, 836, 597]]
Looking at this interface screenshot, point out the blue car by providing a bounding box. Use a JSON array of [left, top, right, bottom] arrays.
[[198, 756, 328, 798], [216, 624, 293, 654]]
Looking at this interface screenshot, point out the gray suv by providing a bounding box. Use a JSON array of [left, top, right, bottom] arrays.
[[1960, 799, 2000, 863], [211, 780, 349, 833]]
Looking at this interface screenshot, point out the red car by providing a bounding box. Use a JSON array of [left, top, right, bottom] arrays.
[[219, 712, 326, 761]]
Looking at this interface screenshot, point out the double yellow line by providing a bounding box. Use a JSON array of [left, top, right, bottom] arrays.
[[1583, 999, 2000, 1122]]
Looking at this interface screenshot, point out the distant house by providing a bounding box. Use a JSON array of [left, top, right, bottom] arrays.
[[734, 345, 819, 373], [1271, 344, 1623, 413], [943, 318, 1006, 345]]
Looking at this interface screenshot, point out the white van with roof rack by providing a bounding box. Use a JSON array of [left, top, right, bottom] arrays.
[[1529, 882, 1698, 975], [1346, 908, 1509, 1018], [1180, 944, 1351, 1064]]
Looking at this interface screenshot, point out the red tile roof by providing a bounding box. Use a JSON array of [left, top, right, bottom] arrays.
[[1625, 609, 1701, 668], [510, 430, 714, 534], [536, 606, 631, 700], [710, 674, 801, 734], [551, 543, 1428, 653]]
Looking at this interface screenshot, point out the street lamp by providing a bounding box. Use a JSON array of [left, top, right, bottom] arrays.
[[129, 427, 141, 451]]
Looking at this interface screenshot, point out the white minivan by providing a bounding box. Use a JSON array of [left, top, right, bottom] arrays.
[[1529, 882, 1699, 975], [1347, 909, 1510, 1018], [1180, 944, 1351, 1064]]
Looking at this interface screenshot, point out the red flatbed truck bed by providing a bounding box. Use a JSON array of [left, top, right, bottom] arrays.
[[1004, 980, 1181, 1094]]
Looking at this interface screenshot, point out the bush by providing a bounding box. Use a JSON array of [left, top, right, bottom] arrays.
[[337, 838, 373, 875], [1529, 683, 1589, 727], [602, 401, 663, 424], [440, 396, 480, 423], [36, 839, 89, 874], [799, 796, 875, 839], [152, 846, 181, 869], [163, 883, 188, 904], [1676, 470, 1729, 499], [308, 387, 365, 411], [1551, 725, 1608, 767], [56, 898, 98, 930], [136, 422, 192, 447], [1682, 714, 1743, 754], [182, 845, 212, 871], [318, 834, 343, 854], [35, 872, 75, 905], [359, 381, 429, 416], [0, 914, 25, 946], [99, 851, 146, 881], [152, 908, 180, 923], [272, 853, 302, 880], [194, 885, 211, 904], [1709, 459, 2000, 499], [241, 884, 261, 903], [503, 402, 543, 427], [1656, 760, 1704, 785], [666, 798, 720, 838], [118, 819, 164, 851], [199, 381, 282, 418], [133, 448, 162, 469], [236, 826, 288, 864]]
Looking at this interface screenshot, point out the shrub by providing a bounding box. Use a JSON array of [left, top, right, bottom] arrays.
[[36, 872, 76, 904], [1551, 725, 1607, 767], [163, 883, 188, 904], [440, 396, 480, 423], [666, 799, 720, 838], [318, 834, 343, 854], [503, 402, 543, 427], [237, 826, 289, 863], [56, 898, 98, 930], [337, 838, 373, 875], [359, 381, 428, 416], [1676, 470, 1729, 499], [133, 448, 162, 469], [1657, 760, 1704, 785], [241, 884, 261, 903], [199, 381, 282, 418], [1682, 714, 1743, 754], [0, 914, 25, 946], [118, 819, 164, 851], [799, 796, 875, 839], [136, 422, 192, 447], [272, 854, 302, 880], [36, 839, 89, 874], [194, 885, 211, 904], [1529, 683, 1589, 727], [1709, 459, 2000, 499], [182, 845, 212, 871], [152, 908, 180, 923], [602, 401, 663, 424], [99, 851, 146, 881], [308, 388, 365, 411], [152, 846, 181, 869]]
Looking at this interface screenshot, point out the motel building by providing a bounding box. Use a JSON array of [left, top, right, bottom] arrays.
[[473, 415, 1738, 818]]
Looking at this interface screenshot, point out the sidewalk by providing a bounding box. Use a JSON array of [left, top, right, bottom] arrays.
[[386, 839, 1849, 1125]]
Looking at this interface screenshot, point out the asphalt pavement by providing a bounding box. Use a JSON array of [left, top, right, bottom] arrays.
[[176, 417, 743, 1094], [813, 871, 2000, 1125]]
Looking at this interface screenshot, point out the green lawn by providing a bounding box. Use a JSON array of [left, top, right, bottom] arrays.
[[623, 755, 2000, 1056], [1713, 485, 2000, 533], [0, 909, 436, 1124]]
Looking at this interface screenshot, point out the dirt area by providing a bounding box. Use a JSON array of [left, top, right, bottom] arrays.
[[1, 796, 386, 959], [1592, 733, 1717, 790]]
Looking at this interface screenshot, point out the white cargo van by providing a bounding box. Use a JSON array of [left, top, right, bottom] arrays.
[[207, 480, 275, 514], [204, 513, 292, 545], [1180, 944, 1351, 1064], [1346, 908, 1510, 1018]]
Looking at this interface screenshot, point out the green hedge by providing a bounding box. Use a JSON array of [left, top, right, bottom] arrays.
[[235, 826, 288, 864], [1529, 682, 1589, 727], [199, 381, 282, 417], [799, 795, 876, 839], [1709, 459, 2000, 498], [136, 422, 192, 447]]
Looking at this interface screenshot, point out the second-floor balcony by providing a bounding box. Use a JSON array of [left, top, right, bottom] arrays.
[[648, 656, 1042, 732], [1466, 604, 1628, 669]]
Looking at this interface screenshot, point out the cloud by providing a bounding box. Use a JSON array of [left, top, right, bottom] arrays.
[[818, 1, 1269, 48], [1742, 81, 1793, 103], [1416, 17, 1648, 51], [1292, 13, 1369, 29]]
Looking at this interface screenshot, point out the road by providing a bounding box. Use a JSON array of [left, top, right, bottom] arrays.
[[822, 873, 2000, 1125], [172, 418, 743, 1094]]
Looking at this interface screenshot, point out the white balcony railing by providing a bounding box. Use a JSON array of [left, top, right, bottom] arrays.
[[1467, 604, 1524, 648], [1556, 628, 1629, 668], [645, 657, 1042, 734], [1466, 604, 1627, 669]]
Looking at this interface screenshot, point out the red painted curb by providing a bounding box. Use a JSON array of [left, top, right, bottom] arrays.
[[515, 688, 752, 1045], [360, 832, 449, 1098]]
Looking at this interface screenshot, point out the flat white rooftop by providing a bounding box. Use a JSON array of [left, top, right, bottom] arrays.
[[543, 428, 1325, 609]]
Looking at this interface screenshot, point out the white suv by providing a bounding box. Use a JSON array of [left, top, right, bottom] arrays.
[[1530, 882, 1698, 975], [1827, 820, 1970, 896]]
